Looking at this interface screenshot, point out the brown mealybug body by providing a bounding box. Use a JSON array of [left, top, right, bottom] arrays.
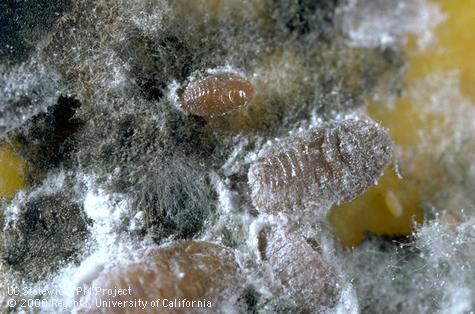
[[248, 119, 392, 215], [258, 225, 340, 311], [180, 72, 254, 117], [77, 241, 243, 314]]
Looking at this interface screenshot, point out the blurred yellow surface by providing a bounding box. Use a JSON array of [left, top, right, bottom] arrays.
[[330, 0, 474, 247], [329, 168, 424, 247], [407, 0, 475, 102], [0, 146, 26, 200]]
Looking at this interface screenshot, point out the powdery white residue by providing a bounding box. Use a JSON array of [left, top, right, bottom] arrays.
[[42, 175, 148, 312], [333, 283, 359, 314], [415, 215, 475, 313], [2, 198, 23, 230], [337, 0, 445, 50], [206, 65, 246, 77], [129, 211, 145, 232], [404, 70, 475, 215], [0, 59, 66, 135], [129, 1, 170, 37], [221, 136, 258, 177], [83, 178, 129, 236], [247, 214, 288, 260], [339, 69, 475, 312], [201, 172, 255, 248], [408, 70, 475, 136], [336, 213, 475, 313], [3, 172, 66, 227], [210, 173, 239, 214], [439, 285, 473, 314], [167, 80, 181, 107]]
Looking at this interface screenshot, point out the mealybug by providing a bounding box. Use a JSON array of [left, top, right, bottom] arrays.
[[258, 225, 340, 310], [77, 241, 242, 312], [180, 72, 254, 117], [248, 120, 392, 215]]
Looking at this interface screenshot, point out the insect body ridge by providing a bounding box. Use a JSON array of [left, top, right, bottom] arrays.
[[248, 119, 393, 216], [180, 72, 254, 117]]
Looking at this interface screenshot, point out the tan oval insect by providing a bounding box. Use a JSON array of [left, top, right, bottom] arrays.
[[180, 72, 254, 117], [248, 120, 392, 215], [77, 241, 243, 314], [258, 225, 340, 311]]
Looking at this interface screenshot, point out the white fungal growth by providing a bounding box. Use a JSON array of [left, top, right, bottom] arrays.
[[0, 59, 66, 135], [337, 0, 445, 50]]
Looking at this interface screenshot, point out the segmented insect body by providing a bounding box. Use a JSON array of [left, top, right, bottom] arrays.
[[258, 226, 340, 311], [180, 72, 254, 117], [77, 241, 242, 313], [248, 120, 392, 215]]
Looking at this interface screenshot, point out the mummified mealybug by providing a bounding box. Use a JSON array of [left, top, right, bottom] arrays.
[[180, 72, 254, 117], [248, 119, 392, 215], [258, 225, 340, 311], [77, 241, 243, 313]]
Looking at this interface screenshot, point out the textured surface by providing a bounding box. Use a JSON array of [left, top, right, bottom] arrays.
[[78, 241, 243, 313], [2, 0, 473, 312], [248, 119, 393, 215], [180, 73, 254, 117], [259, 225, 340, 312], [0, 61, 65, 136], [3, 193, 91, 281]]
